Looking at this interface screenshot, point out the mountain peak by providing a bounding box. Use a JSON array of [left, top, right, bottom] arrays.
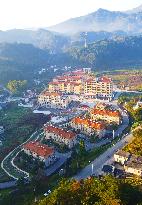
[[95, 8, 110, 13], [126, 4, 142, 14]]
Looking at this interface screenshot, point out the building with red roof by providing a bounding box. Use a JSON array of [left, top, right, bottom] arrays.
[[44, 125, 77, 148], [23, 141, 56, 167], [69, 117, 106, 138], [91, 108, 121, 124], [42, 69, 113, 100]]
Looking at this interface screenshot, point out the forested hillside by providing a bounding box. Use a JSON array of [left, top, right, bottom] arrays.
[[68, 35, 142, 69], [1, 36, 142, 84]]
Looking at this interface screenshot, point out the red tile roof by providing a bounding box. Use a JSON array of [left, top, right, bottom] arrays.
[[44, 125, 76, 140], [23, 141, 54, 158], [85, 78, 95, 83], [72, 117, 105, 130], [99, 77, 112, 83], [92, 109, 120, 117], [80, 104, 90, 109]]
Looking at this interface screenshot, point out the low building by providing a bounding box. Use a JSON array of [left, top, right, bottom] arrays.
[[44, 125, 77, 149], [69, 117, 106, 138], [91, 108, 121, 124], [124, 155, 142, 176], [23, 141, 56, 167], [114, 150, 130, 165], [48, 70, 114, 100]]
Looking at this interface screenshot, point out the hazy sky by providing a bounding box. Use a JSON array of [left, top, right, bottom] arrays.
[[0, 0, 142, 30]]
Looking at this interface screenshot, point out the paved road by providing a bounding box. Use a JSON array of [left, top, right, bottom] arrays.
[[74, 99, 130, 180], [74, 133, 133, 180], [45, 152, 71, 176], [1, 130, 44, 180]]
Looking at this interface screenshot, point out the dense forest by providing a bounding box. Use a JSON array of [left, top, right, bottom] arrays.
[[38, 175, 142, 205]]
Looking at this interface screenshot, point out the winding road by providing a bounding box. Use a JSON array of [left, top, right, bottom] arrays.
[[1, 130, 44, 180], [0, 92, 132, 181]]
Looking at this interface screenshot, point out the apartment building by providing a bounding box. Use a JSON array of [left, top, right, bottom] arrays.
[[48, 70, 113, 100], [38, 91, 70, 108], [69, 117, 106, 138], [90, 108, 121, 124], [96, 77, 113, 99], [44, 125, 77, 148], [23, 141, 56, 167]]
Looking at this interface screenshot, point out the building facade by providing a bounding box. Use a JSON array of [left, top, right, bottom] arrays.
[[68, 117, 106, 138], [23, 141, 56, 167], [114, 150, 130, 165], [44, 125, 77, 148], [38, 91, 70, 108], [90, 108, 121, 124], [47, 70, 113, 100]]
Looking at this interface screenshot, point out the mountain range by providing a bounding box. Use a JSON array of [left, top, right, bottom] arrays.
[[0, 5, 142, 52], [48, 5, 142, 34], [1, 5, 142, 84]]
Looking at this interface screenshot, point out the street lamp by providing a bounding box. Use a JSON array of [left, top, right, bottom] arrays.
[[44, 190, 51, 205], [89, 161, 94, 175], [44, 193, 48, 205], [112, 130, 115, 140]]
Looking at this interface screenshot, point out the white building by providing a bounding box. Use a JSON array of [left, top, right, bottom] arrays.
[[114, 150, 130, 165], [38, 91, 70, 108]]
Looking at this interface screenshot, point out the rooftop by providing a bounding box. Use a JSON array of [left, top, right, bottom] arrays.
[[44, 125, 76, 140], [99, 77, 112, 83], [91, 108, 120, 118], [115, 150, 130, 158], [23, 141, 54, 158], [125, 161, 142, 170], [72, 117, 105, 130]]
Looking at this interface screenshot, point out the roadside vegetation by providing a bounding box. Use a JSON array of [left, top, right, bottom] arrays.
[[0, 102, 50, 182], [38, 175, 142, 205]]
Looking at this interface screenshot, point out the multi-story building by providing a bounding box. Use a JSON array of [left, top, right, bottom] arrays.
[[96, 77, 113, 99], [69, 117, 106, 138], [83, 78, 97, 96], [38, 91, 70, 108], [23, 141, 56, 167], [48, 70, 113, 100], [90, 108, 121, 124], [44, 125, 77, 148]]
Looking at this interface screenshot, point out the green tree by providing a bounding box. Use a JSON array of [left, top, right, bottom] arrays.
[[7, 80, 27, 93]]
